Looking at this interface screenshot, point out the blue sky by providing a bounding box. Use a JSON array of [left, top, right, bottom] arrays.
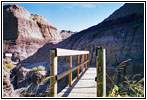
[[3, 3, 124, 32]]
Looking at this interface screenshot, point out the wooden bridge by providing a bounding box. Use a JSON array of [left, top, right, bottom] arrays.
[[58, 67, 96, 97], [48, 47, 106, 97]]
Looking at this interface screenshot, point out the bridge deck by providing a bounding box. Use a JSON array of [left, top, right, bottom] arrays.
[[58, 67, 96, 97]]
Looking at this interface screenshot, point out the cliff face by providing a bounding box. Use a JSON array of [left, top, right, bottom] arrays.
[[3, 4, 62, 59], [59, 3, 144, 74], [60, 30, 77, 40], [60, 3, 144, 75], [31, 14, 62, 42], [24, 3, 144, 74]]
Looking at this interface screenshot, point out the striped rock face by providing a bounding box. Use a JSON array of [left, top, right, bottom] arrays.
[[56, 3, 144, 75], [22, 3, 144, 74], [3, 4, 62, 59]]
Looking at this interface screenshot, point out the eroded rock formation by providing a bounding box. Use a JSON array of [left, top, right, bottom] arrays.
[[60, 30, 77, 40], [23, 3, 144, 72], [3, 4, 62, 59]]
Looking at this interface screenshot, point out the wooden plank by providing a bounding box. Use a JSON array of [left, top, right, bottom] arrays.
[[57, 60, 89, 80], [73, 80, 96, 88], [96, 47, 106, 97], [56, 48, 89, 56], [58, 67, 96, 97], [49, 49, 57, 97], [58, 92, 96, 97], [59, 87, 96, 94], [80, 75, 96, 80], [77, 55, 79, 78], [68, 56, 72, 87]]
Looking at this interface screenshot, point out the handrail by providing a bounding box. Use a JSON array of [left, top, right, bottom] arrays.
[[54, 48, 89, 56], [57, 60, 89, 80], [49, 48, 89, 97]]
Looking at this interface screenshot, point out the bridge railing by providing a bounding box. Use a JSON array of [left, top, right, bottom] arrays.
[[49, 48, 89, 97]]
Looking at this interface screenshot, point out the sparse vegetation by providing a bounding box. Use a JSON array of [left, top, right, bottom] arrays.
[[108, 75, 144, 97], [38, 65, 45, 71], [3, 66, 9, 72], [5, 63, 14, 70], [32, 67, 38, 72], [30, 14, 38, 21], [32, 66, 45, 72], [108, 59, 144, 97]]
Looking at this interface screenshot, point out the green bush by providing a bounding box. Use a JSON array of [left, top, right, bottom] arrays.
[[38, 66, 45, 71], [108, 85, 120, 97], [32, 66, 45, 72], [32, 67, 38, 72]]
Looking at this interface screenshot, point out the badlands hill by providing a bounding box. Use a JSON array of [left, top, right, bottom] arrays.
[[24, 3, 144, 74], [3, 4, 62, 59]]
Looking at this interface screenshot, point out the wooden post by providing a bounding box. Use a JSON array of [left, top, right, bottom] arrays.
[[68, 56, 72, 87], [96, 46, 106, 97], [81, 55, 84, 73], [87, 54, 89, 67], [49, 49, 57, 97], [84, 54, 87, 70], [76, 55, 79, 78]]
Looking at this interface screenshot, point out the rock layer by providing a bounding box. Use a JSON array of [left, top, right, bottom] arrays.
[[59, 3, 144, 68], [3, 4, 62, 59], [60, 30, 77, 40], [24, 3, 144, 71]]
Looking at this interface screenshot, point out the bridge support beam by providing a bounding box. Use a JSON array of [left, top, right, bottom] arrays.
[[96, 46, 106, 97], [49, 49, 57, 97]]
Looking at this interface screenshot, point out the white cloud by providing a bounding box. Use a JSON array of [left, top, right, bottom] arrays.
[[68, 3, 96, 8]]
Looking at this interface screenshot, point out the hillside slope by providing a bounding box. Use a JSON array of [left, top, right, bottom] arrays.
[[24, 3, 144, 72], [3, 4, 62, 59], [57, 3, 144, 69]]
